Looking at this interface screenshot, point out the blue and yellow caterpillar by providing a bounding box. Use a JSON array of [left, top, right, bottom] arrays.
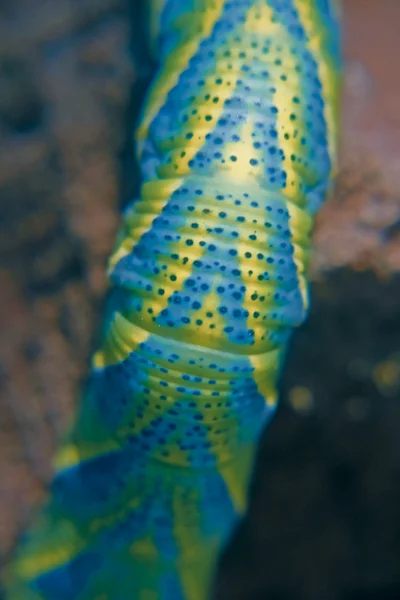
[[5, 1, 341, 599]]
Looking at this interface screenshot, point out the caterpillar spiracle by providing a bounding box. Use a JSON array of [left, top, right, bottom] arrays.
[[5, 1, 341, 599]]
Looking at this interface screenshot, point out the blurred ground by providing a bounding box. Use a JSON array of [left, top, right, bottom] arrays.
[[1, 1, 400, 598]]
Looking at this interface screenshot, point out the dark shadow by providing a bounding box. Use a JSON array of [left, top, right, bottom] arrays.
[[215, 269, 400, 599], [118, 0, 157, 210]]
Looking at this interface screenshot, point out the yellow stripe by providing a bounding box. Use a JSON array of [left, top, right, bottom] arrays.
[[108, 178, 183, 272], [154, 48, 255, 179], [147, 0, 167, 57], [286, 201, 313, 309], [294, 0, 341, 173], [129, 534, 159, 561], [221, 118, 264, 183], [219, 445, 255, 514], [137, 0, 226, 155], [244, 1, 276, 35], [14, 519, 85, 580], [273, 52, 314, 206], [53, 437, 120, 471], [93, 311, 150, 368], [249, 347, 281, 407]]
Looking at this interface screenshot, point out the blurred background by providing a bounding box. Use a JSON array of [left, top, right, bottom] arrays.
[[1, 0, 400, 598]]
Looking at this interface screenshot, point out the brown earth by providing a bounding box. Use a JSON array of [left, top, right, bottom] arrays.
[[1, 1, 400, 598]]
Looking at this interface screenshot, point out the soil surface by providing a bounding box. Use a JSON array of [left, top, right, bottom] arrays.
[[1, 1, 400, 598]]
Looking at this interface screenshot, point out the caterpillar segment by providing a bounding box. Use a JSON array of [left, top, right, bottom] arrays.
[[5, 1, 341, 599]]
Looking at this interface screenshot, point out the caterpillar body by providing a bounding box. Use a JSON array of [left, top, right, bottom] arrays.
[[6, 1, 341, 599]]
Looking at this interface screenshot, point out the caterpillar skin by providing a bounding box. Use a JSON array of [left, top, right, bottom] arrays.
[[5, 1, 341, 599]]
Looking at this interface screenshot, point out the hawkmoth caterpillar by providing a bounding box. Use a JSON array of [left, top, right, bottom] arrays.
[[5, 1, 341, 599]]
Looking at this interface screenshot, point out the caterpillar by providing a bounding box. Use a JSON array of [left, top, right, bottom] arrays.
[[5, 1, 341, 599]]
